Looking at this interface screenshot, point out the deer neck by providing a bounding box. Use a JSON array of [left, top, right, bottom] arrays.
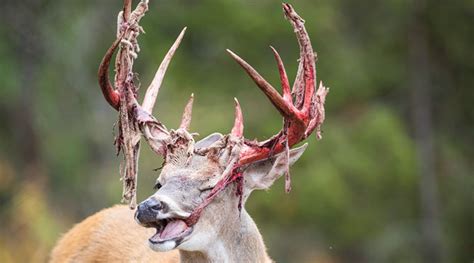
[[178, 209, 272, 263]]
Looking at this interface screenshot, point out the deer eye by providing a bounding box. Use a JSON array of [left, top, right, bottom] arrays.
[[199, 186, 213, 192], [153, 182, 162, 190]]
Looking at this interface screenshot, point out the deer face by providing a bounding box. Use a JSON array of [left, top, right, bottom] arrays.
[[135, 133, 226, 251], [135, 132, 307, 252], [99, 0, 326, 256]]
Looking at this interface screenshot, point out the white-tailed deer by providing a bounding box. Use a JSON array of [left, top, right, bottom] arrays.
[[50, 1, 328, 262]]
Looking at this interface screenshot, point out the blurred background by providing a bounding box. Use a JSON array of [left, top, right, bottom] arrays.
[[0, 0, 472, 262]]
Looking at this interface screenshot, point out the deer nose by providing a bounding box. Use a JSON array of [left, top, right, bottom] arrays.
[[135, 198, 164, 224], [146, 198, 163, 212]]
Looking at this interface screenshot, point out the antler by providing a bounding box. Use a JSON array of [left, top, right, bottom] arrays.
[[228, 3, 329, 190], [97, 0, 189, 207], [97, 1, 326, 210]]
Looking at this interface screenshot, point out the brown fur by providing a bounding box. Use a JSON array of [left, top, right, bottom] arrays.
[[50, 205, 179, 262]]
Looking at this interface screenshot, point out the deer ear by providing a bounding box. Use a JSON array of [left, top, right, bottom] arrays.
[[243, 143, 308, 191], [195, 133, 223, 149]]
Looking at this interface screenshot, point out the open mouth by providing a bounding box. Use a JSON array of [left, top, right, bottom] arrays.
[[148, 218, 193, 244]]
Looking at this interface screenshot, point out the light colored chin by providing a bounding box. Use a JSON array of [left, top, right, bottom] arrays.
[[176, 234, 207, 251], [148, 240, 177, 252]]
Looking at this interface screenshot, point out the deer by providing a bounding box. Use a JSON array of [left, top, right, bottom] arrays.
[[50, 1, 328, 262]]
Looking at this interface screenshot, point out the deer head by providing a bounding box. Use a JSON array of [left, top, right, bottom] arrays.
[[98, 0, 328, 254]]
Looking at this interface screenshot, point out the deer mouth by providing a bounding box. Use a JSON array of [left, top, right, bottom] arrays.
[[149, 218, 193, 245]]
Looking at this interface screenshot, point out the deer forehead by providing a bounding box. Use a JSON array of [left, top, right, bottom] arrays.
[[160, 155, 224, 182]]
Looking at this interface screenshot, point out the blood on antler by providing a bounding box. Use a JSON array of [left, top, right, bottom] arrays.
[[227, 3, 328, 192], [185, 3, 328, 225], [97, 0, 188, 207]]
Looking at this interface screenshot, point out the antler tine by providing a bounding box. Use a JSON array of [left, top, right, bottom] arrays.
[[97, 36, 122, 110], [282, 3, 316, 114], [226, 49, 298, 119], [231, 98, 244, 137], [270, 46, 291, 102], [142, 27, 187, 114], [179, 93, 194, 130], [123, 0, 132, 21]]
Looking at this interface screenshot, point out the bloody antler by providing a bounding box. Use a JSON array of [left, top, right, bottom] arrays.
[[98, 33, 122, 110], [228, 3, 329, 190], [97, 0, 188, 207]]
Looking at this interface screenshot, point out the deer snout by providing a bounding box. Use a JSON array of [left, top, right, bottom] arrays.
[[135, 198, 166, 226]]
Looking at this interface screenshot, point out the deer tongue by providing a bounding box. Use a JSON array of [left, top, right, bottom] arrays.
[[160, 219, 188, 239]]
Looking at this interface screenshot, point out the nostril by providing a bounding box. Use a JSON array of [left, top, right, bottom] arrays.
[[150, 202, 162, 212], [146, 198, 163, 212]]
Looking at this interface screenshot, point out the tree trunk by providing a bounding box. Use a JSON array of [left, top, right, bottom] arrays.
[[408, 0, 444, 262]]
